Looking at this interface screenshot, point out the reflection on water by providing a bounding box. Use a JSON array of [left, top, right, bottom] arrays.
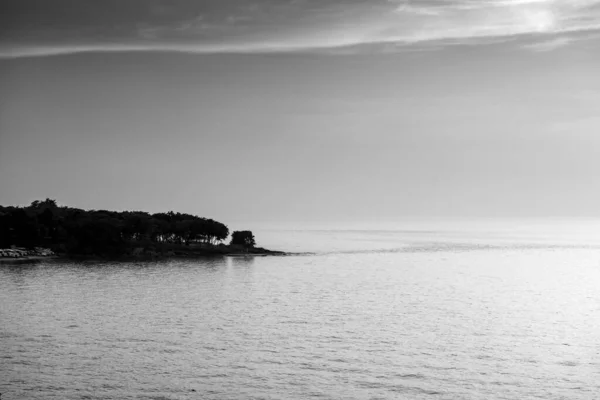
[[228, 255, 256, 268], [2, 238, 600, 399]]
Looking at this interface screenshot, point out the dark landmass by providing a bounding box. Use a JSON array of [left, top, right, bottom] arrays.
[[58, 244, 287, 261], [0, 199, 286, 261]]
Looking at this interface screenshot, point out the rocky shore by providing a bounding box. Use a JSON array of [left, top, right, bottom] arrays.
[[0, 245, 287, 264], [0, 247, 57, 263], [80, 244, 288, 260]]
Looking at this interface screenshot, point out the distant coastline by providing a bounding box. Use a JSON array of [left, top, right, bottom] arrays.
[[0, 199, 285, 262]]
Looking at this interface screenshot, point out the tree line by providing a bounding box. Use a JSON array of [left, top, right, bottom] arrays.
[[0, 199, 238, 256]]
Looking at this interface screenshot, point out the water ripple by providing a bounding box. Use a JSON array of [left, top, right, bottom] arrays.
[[2, 248, 599, 399]]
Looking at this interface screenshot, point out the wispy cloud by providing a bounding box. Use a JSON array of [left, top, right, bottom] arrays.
[[386, 0, 600, 41], [522, 36, 573, 51], [1, 0, 599, 58]]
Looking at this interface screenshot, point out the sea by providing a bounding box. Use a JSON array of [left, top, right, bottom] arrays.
[[2, 219, 600, 399]]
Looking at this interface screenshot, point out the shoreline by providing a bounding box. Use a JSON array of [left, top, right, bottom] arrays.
[[0, 255, 60, 264], [0, 249, 289, 264]]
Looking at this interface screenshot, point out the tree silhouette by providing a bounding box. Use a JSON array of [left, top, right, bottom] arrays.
[[0, 199, 233, 256], [230, 231, 256, 248]]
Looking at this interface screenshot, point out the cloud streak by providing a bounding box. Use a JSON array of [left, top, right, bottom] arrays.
[[1, 0, 600, 58], [521, 36, 573, 51]]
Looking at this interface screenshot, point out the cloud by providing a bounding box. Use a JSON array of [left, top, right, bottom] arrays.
[[395, 4, 443, 16], [522, 36, 573, 51], [1, 0, 600, 58]]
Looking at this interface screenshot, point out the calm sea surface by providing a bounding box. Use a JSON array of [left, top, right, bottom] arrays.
[[2, 221, 600, 399]]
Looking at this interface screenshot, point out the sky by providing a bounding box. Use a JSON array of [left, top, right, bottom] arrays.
[[1, 0, 600, 227]]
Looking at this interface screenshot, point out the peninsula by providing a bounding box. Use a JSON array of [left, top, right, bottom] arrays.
[[0, 199, 285, 261]]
